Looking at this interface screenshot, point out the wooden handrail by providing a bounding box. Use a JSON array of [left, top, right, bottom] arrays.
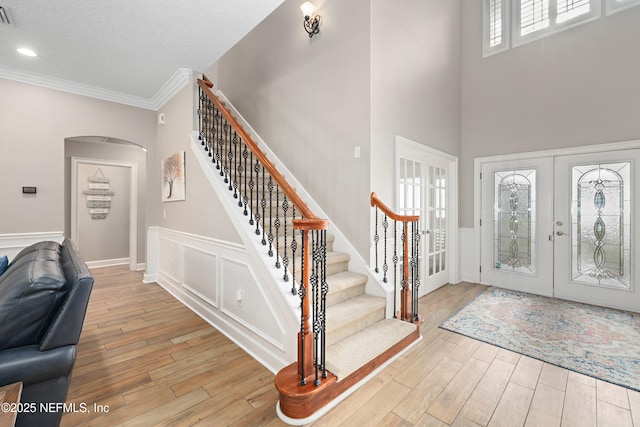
[[370, 192, 419, 222], [197, 77, 323, 224]]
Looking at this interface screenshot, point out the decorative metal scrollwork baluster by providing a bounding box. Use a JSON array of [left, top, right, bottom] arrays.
[[241, 143, 249, 213], [254, 159, 261, 235], [231, 131, 238, 195], [291, 205, 298, 294], [248, 152, 255, 226], [392, 221, 398, 319], [283, 196, 290, 284], [275, 186, 281, 268], [267, 176, 274, 256], [382, 214, 389, 283], [373, 208, 379, 273], [260, 169, 267, 245]]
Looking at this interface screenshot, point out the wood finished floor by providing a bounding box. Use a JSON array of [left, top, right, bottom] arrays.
[[62, 265, 640, 426]]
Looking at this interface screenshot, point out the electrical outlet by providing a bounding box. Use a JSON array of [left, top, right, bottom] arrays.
[[354, 146, 361, 158]]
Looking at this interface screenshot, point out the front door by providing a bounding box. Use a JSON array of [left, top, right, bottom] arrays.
[[554, 149, 640, 312], [480, 148, 640, 312], [480, 158, 554, 296]]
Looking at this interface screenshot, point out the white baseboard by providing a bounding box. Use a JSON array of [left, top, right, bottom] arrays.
[[86, 258, 130, 268]]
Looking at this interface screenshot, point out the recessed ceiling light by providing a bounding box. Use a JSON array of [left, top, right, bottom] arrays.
[[17, 47, 37, 57]]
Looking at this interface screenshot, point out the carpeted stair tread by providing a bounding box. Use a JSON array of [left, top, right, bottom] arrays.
[[325, 318, 417, 381], [326, 271, 367, 307]]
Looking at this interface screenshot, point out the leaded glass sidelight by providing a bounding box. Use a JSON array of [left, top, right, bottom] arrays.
[[493, 169, 536, 275], [572, 162, 631, 289]]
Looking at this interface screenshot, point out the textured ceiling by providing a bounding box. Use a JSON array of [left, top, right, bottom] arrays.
[[0, 0, 285, 101]]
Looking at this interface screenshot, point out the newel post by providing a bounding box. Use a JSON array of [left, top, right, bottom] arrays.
[[293, 218, 329, 385]]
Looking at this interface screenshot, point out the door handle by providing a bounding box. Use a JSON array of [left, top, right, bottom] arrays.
[[556, 231, 566, 236]]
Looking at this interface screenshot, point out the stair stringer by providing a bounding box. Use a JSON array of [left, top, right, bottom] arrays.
[[216, 90, 396, 318]]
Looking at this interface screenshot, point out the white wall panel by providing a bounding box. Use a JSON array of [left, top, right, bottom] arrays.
[[183, 244, 218, 307]]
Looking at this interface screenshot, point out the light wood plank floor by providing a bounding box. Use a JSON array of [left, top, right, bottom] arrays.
[[62, 266, 640, 426]]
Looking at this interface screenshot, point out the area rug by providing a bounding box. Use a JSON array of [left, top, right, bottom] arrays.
[[440, 287, 640, 391]]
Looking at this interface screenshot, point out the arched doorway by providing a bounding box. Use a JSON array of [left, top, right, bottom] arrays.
[[65, 136, 147, 270]]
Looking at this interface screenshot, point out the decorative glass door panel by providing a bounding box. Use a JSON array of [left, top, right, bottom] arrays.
[[555, 150, 640, 312], [572, 163, 630, 289], [494, 169, 536, 275]]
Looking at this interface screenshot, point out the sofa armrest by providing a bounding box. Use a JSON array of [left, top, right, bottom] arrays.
[[0, 345, 75, 388]]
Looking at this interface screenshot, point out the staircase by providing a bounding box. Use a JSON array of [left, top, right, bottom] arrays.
[[195, 76, 420, 424]]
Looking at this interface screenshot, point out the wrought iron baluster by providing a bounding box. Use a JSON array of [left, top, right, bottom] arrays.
[[235, 135, 242, 205], [197, 87, 203, 142], [217, 119, 225, 175], [312, 230, 320, 386], [260, 169, 267, 245], [267, 176, 274, 256], [275, 186, 281, 268], [291, 205, 298, 293], [374, 208, 379, 273], [393, 221, 398, 319], [320, 229, 328, 379], [224, 123, 231, 185], [382, 214, 389, 283], [254, 159, 261, 235], [249, 152, 255, 226], [242, 144, 249, 215], [401, 225, 407, 322], [283, 195, 290, 284], [231, 131, 238, 195], [298, 229, 307, 386]]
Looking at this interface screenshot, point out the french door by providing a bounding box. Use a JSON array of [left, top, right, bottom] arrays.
[[481, 148, 640, 312], [397, 141, 453, 296]]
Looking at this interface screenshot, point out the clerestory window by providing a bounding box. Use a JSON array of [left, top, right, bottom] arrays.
[[483, 0, 640, 56]]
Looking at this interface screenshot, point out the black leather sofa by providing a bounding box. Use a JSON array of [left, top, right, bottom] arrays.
[[0, 239, 93, 427]]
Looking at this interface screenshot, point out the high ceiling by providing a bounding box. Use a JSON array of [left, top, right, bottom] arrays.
[[0, 0, 285, 107]]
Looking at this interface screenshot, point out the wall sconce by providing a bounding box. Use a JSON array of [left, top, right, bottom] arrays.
[[300, 1, 320, 38]]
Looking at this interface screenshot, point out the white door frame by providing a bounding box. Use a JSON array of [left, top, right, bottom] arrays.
[[395, 135, 460, 286], [473, 139, 640, 286], [71, 157, 138, 270]]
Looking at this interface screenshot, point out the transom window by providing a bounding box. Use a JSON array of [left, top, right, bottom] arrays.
[[484, 0, 640, 56]]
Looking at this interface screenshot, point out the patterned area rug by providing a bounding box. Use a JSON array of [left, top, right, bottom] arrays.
[[440, 287, 640, 391]]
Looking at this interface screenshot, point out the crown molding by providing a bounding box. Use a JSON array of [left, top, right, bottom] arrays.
[[151, 68, 194, 110], [0, 65, 193, 111]]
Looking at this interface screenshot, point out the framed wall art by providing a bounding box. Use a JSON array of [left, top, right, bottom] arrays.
[[162, 151, 186, 202]]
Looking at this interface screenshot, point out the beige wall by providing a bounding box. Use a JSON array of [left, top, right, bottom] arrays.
[[213, 0, 372, 257], [370, 0, 462, 204], [0, 78, 157, 235], [460, 3, 640, 227], [155, 83, 241, 243]]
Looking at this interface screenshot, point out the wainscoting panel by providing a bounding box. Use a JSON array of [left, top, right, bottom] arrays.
[[158, 236, 180, 284], [145, 227, 298, 373], [220, 256, 286, 350], [0, 232, 64, 261], [182, 244, 218, 308], [460, 227, 479, 283]]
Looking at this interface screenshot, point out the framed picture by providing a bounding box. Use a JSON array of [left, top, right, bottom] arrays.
[[162, 151, 186, 202]]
